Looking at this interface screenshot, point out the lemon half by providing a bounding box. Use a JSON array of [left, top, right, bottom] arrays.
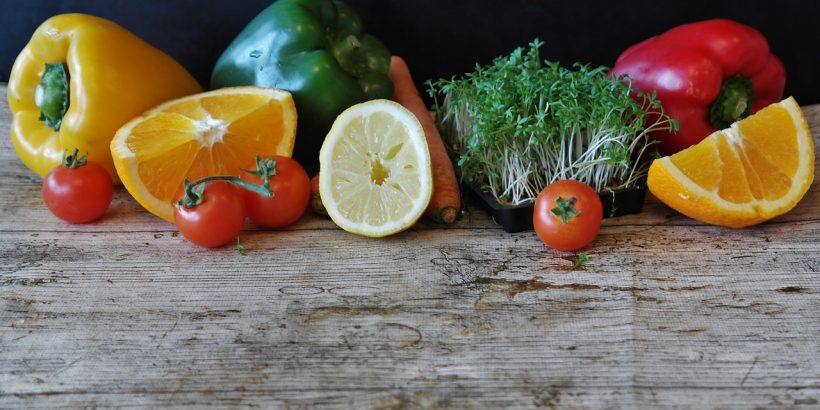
[[319, 99, 433, 237]]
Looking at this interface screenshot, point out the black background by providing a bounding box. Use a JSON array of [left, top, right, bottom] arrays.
[[2, 0, 819, 104]]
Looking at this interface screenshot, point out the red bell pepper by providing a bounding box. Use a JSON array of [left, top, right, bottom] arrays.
[[611, 19, 786, 155]]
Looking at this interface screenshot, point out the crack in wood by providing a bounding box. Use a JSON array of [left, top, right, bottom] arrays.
[[305, 306, 401, 322], [741, 356, 759, 386], [777, 286, 807, 293], [190, 309, 241, 321]]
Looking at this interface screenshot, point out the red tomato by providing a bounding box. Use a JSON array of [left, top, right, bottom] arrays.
[[42, 161, 113, 224], [174, 181, 246, 248], [533, 180, 603, 251], [240, 156, 310, 228]]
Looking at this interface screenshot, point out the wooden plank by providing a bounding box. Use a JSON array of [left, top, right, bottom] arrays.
[[1, 84, 819, 408]]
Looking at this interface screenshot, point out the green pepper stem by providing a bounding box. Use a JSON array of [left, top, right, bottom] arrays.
[[330, 34, 365, 77], [35, 63, 70, 131], [708, 75, 755, 129]]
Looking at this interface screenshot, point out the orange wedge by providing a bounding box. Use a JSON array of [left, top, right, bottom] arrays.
[[111, 87, 297, 222], [648, 97, 814, 227]]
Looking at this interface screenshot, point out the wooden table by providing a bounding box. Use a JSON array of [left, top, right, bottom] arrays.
[[1, 84, 818, 408]]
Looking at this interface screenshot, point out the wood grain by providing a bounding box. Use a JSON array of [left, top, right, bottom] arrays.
[[1, 85, 819, 409]]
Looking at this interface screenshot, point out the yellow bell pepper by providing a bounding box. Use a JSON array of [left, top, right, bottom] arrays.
[[7, 14, 203, 181]]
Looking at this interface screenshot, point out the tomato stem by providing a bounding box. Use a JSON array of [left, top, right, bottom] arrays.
[[62, 148, 87, 169], [241, 156, 278, 182], [551, 196, 580, 224], [178, 156, 277, 209]]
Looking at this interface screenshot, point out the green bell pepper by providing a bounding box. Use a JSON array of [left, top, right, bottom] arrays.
[[211, 0, 393, 172]]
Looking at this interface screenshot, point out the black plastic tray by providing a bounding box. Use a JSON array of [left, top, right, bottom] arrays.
[[471, 184, 647, 233]]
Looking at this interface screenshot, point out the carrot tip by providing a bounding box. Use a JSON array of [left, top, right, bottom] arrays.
[[428, 206, 459, 224]]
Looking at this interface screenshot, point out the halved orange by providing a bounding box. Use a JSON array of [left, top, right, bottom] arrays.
[[648, 97, 814, 227], [111, 87, 297, 222]]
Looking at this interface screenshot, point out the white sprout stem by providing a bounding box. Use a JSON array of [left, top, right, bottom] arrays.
[[433, 70, 675, 205]]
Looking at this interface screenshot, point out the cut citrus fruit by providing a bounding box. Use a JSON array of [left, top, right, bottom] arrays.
[[319, 99, 433, 237], [111, 86, 296, 222], [648, 97, 815, 227]]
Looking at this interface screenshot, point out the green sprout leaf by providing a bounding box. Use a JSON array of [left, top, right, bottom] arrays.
[[236, 237, 246, 256], [427, 39, 677, 205], [573, 252, 590, 270]]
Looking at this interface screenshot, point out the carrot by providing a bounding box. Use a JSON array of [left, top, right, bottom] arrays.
[[309, 174, 327, 216], [389, 56, 461, 224]]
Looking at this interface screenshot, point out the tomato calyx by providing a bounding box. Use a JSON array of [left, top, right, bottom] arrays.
[[241, 156, 278, 180], [62, 148, 88, 169], [178, 156, 278, 209], [551, 196, 580, 224]]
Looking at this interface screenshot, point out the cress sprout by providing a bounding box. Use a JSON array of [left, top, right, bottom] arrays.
[[427, 39, 678, 205]]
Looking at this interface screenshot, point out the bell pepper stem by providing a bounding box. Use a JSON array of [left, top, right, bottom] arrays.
[[331, 34, 364, 77], [35, 63, 70, 131], [708, 75, 755, 129]]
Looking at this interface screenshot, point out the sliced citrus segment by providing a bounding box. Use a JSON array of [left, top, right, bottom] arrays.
[[648, 97, 815, 227], [737, 102, 799, 176], [111, 86, 296, 222], [319, 99, 433, 237]]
